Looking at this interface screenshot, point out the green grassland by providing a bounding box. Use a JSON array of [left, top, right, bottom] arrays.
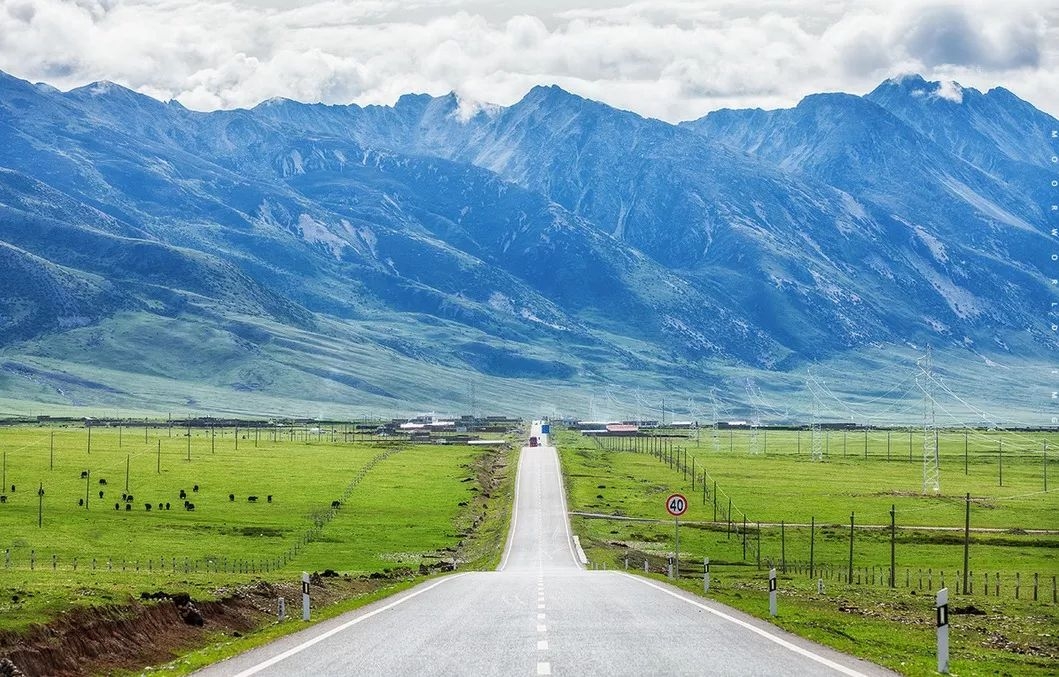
[[0, 423, 516, 634], [556, 427, 1059, 676]]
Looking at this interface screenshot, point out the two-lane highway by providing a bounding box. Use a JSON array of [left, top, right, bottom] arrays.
[[197, 424, 895, 676]]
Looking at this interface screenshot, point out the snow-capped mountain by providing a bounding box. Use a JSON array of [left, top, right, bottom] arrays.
[[0, 71, 1054, 417]]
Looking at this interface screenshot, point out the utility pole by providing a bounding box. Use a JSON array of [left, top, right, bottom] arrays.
[[963, 493, 970, 594], [889, 505, 896, 588], [711, 393, 721, 452], [848, 512, 855, 584]]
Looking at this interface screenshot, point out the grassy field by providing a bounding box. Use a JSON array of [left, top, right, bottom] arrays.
[[557, 427, 1059, 676], [0, 423, 516, 635]]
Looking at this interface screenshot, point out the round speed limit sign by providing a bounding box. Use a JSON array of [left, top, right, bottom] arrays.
[[665, 493, 688, 517]]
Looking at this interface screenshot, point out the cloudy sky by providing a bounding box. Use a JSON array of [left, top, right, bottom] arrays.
[[2, 0, 1057, 121]]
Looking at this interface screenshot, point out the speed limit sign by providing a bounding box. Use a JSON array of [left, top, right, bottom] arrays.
[[666, 493, 688, 517]]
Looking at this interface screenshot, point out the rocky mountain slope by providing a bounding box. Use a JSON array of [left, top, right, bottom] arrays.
[[0, 72, 1054, 419]]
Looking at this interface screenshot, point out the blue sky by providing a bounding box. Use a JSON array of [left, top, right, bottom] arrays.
[[1, 1, 1056, 120]]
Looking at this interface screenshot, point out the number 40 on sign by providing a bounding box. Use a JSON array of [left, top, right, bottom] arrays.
[[666, 493, 688, 516]]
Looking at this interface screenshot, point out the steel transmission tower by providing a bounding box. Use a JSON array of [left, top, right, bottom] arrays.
[[808, 373, 825, 462], [917, 347, 941, 493], [709, 390, 722, 452], [745, 380, 763, 455]]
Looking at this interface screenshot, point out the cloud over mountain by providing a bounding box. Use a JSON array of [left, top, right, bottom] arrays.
[[0, 1, 1056, 122]]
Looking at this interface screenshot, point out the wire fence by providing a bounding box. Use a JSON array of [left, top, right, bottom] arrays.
[[589, 432, 1057, 604], [0, 445, 406, 579]]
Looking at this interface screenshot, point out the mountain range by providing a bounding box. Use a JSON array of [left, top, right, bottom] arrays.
[[0, 72, 1055, 421]]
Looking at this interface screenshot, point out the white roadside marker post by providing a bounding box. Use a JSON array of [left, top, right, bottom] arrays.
[[937, 587, 949, 673], [769, 568, 778, 616], [302, 572, 311, 621], [704, 557, 710, 592], [278, 597, 286, 621]]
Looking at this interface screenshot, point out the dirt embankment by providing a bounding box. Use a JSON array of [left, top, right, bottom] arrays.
[[0, 577, 380, 677]]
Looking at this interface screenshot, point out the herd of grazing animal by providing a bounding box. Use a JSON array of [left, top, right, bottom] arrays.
[[71, 476, 279, 513]]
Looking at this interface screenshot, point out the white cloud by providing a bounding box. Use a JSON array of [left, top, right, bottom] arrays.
[[934, 80, 964, 103], [0, 0, 1056, 121]]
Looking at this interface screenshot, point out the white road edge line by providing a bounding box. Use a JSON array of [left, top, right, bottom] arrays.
[[230, 574, 469, 677], [619, 574, 869, 677], [498, 446, 527, 572], [551, 447, 581, 568]]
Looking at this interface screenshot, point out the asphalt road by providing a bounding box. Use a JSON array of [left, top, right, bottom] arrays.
[[196, 424, 896, 676]]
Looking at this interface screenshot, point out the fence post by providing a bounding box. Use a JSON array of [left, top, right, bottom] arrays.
[[727, 497, 732, 539], [742, 514, 747, 560], [756, 522, 761, 569], [848, 512, 855, 585]]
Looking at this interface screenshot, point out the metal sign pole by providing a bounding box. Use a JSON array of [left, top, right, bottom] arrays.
[[937, 587, 949, 673], [674, 517, 680, 580]]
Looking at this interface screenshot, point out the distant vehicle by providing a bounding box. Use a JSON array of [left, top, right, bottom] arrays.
[[529, 436, 539, 447]]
